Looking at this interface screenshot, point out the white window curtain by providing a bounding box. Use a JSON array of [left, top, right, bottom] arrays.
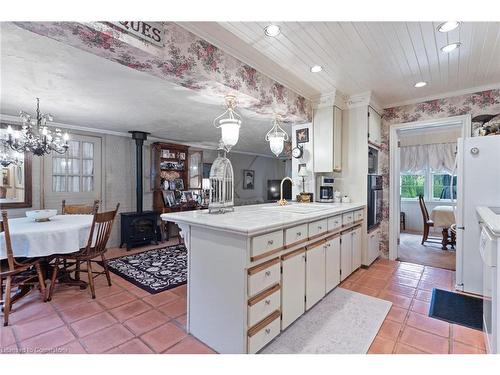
[[400, 142, 456, 174]]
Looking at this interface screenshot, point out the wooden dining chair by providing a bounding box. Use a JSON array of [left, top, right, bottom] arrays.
[[418, 195, 435, 245], [48, 203, 120, 300], [1, 211, 47, 326], [62, 199, 100, 215]]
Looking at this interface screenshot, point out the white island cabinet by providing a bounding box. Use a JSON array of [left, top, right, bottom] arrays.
[[161, 202, 365, 353]]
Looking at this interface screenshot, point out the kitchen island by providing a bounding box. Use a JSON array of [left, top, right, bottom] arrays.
[[161, 202, 367, 353]]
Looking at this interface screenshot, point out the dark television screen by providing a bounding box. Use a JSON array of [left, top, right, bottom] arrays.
[[268, 179, 292, 201]]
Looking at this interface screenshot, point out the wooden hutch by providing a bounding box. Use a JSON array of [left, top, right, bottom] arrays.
[[151, 142, 190, 213]]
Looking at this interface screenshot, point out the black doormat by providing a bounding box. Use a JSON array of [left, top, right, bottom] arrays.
[[429, 288, 483, 331], [103, 244, 187, 294]]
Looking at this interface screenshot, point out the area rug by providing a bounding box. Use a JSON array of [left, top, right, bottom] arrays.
[[104, 244, 187, 294], [429, 288, 483, 330], [261, 288, 392, 354]]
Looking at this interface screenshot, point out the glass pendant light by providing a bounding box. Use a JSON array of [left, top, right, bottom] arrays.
[[213, 95, 242, 152], [265, 114, 289, 157]]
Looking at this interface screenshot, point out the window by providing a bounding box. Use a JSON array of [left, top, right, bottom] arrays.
[[432, 173, 457, 200], [400, 174, 425, 199], [52, 140, 94, 192]]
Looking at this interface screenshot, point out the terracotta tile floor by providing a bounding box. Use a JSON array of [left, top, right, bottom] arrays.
[[1, 243, 214, 354], [1, 248, 486, 354], [340, 258, 487, 354]]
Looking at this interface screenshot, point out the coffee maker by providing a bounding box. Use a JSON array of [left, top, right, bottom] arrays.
[[317, 176, 334, 203]]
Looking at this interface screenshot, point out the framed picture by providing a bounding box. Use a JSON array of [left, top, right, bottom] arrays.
[[162, 190, 176, 207], [296, 128, 309, 144], [1, 169, 10, 186], [174, 178, 184, 190], [243, 169, 255, 190], [183, 191, 193, 202]]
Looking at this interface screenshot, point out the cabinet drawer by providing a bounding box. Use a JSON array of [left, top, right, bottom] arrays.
[[354, 209, 364, 222], [248, 258, 281, 297], [248, 284, 281, 327], [327, 215, 342, 232], [285, 223, 308, 247], [251, 230, 284, 261], [308, 219, 328, 238], [247, 310, 281, 354], [342, 212, 354, 226]]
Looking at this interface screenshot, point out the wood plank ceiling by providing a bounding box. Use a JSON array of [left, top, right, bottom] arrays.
[[182, 22, 500, 107]]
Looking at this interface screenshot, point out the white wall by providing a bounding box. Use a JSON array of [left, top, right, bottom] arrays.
[[203, 150, 286, 205]]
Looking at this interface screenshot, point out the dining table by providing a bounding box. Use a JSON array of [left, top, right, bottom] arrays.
[[0, 214, 93, 260], [0, 214, 94, 295], [430, 205, 456, 250]]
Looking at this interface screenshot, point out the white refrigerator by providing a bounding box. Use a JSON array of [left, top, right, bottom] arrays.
[[456, 135, 500, 295]]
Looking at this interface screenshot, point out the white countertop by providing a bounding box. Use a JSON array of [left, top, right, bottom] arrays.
[[476, 206, 500, 237], [161, 202, 365, 236]]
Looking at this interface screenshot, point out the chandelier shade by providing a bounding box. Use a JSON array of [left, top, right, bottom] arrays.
[[2, 98, 69, 156], [213, 95, 242, 152], [265, 115, 289, 157]]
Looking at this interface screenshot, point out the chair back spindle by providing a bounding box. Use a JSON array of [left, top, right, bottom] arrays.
[[418, 195, 430, 222], [84, 203, 120, 258]]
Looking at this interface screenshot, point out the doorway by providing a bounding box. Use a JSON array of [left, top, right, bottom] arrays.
[[389, 115, 471, 272]]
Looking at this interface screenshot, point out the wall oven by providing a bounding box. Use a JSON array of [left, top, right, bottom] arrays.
[[367, 174, 383, 230]]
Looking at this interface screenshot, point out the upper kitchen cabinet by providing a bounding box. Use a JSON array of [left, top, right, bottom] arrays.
[[313, 105, 342, 173], [368, 106, 382, 147]]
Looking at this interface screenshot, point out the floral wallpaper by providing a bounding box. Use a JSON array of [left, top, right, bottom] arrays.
[[378, 88, 500, 256], [13, 22, 312, 123]]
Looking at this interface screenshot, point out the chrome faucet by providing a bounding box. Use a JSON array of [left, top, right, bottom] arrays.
[[278, 177, 294, 206]]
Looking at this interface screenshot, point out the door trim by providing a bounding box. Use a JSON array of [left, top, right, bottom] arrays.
[[388, 114, 471, 263]]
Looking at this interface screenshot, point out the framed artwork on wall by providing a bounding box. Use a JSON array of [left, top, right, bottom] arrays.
[[243, 169, 255, 190], [296, 128, 309, 144], [162, 190, 176, 207]]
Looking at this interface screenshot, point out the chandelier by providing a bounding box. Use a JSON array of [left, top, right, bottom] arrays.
[[265, 114, 289, 157], [213, 95, 242, 152], [0, 142, 23, 167], [4, 98, 69, 156]]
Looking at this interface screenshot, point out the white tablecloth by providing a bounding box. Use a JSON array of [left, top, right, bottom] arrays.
[[0, 214, 93, 259], [430, 206, 456, 228]]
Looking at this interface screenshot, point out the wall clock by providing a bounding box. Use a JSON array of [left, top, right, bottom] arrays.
[[291, 145, 303, 159]]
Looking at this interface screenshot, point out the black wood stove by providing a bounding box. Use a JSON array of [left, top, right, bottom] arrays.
[[120, 131, 158, 250]]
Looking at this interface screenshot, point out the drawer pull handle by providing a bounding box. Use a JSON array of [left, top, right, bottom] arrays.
[[265, 299, 271, 305], [318, 226, 322, 230], [296, 232, 302, 236], [265, 270, 271, 276], [265, 328, 271, 334], [267, 240, 274, 246]]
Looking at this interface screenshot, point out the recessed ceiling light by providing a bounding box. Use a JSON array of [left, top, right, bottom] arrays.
[[264, 24, 281, 37], [437, 21, 460, 33], [414, 81, 427, 88], [441, 42, 461, 53], [310, 65, 323, 73]]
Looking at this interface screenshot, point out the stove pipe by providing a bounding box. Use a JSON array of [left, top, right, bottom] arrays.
[[129, 131, 150, 213]]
